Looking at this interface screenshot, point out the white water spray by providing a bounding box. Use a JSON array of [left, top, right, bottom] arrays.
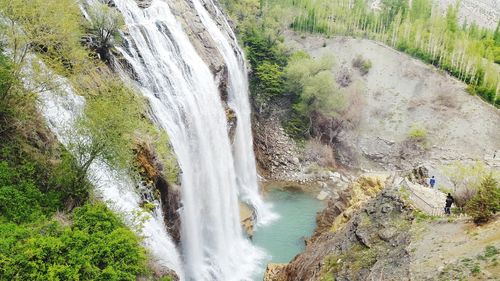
[[106, 0, 265, 280], [192, 0, 277, 226]]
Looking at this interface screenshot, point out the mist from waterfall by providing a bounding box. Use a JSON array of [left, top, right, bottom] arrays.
[[192, 0, 277, 226], [106, 0, 266, 280]]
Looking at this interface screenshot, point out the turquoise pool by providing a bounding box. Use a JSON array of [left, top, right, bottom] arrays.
[[252, 188, 324, 280]]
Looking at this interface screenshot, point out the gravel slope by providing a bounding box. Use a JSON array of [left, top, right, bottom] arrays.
[[285, 33, 500, 171]]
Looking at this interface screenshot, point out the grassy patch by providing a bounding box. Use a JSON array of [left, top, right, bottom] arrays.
[[320, 243, 378, 280], [413, 210, 438, 223], [484, 245, 499, 258]]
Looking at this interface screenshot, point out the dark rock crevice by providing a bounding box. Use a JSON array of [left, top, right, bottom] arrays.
[[134, 142, 182, 243]]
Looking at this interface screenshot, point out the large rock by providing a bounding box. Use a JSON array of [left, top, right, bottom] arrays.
[[274, 187, 413, 281], [135, 141, 182, 243], [239, 202, 254, 238], [264, 263, 288, 281], [134, 0, 152, 9]]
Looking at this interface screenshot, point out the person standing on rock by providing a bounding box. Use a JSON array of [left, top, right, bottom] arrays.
[[445, 193, 454, 215], [430, 176, 436, 189]]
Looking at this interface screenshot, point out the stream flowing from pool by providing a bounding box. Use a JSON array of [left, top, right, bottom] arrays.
[[252, 188, 324, 280]]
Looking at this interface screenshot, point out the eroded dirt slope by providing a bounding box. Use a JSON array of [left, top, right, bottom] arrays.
[[286, 34, 500, 171]]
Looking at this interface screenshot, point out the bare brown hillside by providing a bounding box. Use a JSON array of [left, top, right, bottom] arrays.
[[285, 34, 500, 172]]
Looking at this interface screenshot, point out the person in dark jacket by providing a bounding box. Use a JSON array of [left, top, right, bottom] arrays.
[[445, 193, 454, 215]]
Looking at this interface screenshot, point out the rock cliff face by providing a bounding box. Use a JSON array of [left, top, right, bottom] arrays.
[[168, 0, 228, 100], [272, 185, 414, 281], [135, 142, 182, 243], [285, 35, 500, 171]]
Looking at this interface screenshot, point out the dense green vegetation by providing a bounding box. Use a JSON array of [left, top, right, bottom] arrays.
[[221, 0, 358, 141], [0, 1, 178, 279], [0, 107, 150, 280], [0, 204, 147, 280]]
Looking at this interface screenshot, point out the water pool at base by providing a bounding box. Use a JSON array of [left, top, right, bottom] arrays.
[[252, 188, 324, 280]]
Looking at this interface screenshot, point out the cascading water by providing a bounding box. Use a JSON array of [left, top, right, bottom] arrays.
[[192, 0, 277, 226], [104, 0, 265, 280], [29, 59, 184, 277]]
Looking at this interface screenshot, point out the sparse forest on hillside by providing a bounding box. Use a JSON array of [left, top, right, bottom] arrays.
[[224, 0, 500, 107]]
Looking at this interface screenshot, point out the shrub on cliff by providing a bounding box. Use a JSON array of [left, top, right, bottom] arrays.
[[0, 0, 86, 74], [0, 204, 147, 280], [352, 55, 372, 76], [465, 175, 500, 224], [85, 2, 125, 62], [252, 61, 285, 107]]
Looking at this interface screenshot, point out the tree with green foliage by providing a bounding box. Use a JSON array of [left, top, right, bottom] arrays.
[[283, 52, 347, 140], [257, 0, 500, 107], [65, 77, 155, 193], [252, 61, 285, 108], [85, 2, 125, 62], [0, 0, 87, 74], [465, 175, 500, 224]]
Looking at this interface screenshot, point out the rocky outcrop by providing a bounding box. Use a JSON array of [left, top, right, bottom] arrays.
[[264, 263, 288, 281], [145, 262, 180, 281], [274, 185, 413, 281], [313, 174, 386, 243], [135, 142, 182, 243], [134, 0, 152, 9], [253, 115, 301, 180], [169, 0, 228, 99], [167, 0, 243, 139], [239, 202, 254, 238]]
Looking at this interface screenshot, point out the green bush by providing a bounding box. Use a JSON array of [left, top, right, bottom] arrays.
[[0, 204, 147, 281], [244, 28, 289, 109], [408, 124, 427, 140], [352, 55, 372, 76], [484, 245, 498, 258], [252, 61, 285, 105], [0, 162, 45, 223], [243, 28, 288, 69], [0, 158, 65, 223], [465, 175, 500, 224]]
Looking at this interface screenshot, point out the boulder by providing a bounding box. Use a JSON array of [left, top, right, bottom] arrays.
[[239, 202, 254, 238], [316, 190, 329, 201], [264, 263, 287, 281]]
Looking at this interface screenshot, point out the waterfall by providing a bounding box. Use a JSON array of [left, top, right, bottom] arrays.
[[30, 59, 184, 277], [106, 0, 265, 280], [192, 0, 277, 226]]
